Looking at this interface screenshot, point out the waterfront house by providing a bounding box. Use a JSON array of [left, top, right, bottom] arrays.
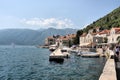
[[108, 27, 120, 44], [60, 34, 76, 47], [66, 34, 76, 46], [94, 29, 110, 44], [99, 29, 110, 37], [79, 33, 88, 46], [60, 36, 69, 46], [79, 27, 120, 47], [79, 28, 110, 47], [45, 36, 56, 45], [45, 34, 76, 47]]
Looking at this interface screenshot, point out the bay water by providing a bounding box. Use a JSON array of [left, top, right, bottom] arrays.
[[0, 46, 106, 80]]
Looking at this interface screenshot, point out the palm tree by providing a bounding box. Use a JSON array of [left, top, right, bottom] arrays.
[[117, 36, 120, 43]]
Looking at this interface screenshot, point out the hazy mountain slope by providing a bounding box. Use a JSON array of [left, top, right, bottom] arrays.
[[0, 28, 77, 45], [0, 29, 40, 45]]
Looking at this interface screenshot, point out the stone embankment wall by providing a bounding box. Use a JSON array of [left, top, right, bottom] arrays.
[[99, 50, 117, 80]]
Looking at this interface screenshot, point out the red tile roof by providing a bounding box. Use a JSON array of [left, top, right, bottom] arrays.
[[99, 30, 110, 35], [67, 34, 76, 38], [59, 36, 69, 41], [116, 31, 120, 34], [47, 36, 54, 39], [113, 28, 120, 33]]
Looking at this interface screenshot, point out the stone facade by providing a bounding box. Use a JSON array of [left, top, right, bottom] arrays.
[[108, 28, 120, 44], [79, 28, 110, 47], [80, 27, 120, 47], [45, 37, 55, 45]]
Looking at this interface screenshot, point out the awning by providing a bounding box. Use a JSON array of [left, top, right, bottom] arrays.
[[96, 43, 109, 45], [79, 43, 89, 46], [87, 42, 96, 46]]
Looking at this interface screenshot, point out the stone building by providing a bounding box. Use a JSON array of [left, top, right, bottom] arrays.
[[45, 34, 76, 47], [79, 28, 110, 47], [108, 28, 120, 44], [45, 36, 56, 45]]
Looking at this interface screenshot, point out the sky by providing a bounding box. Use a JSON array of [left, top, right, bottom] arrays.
[[0, 0, 120, 30]]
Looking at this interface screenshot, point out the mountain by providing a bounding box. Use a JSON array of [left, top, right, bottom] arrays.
[[83, 6, 120, 32], [0, 28, 77, 45]]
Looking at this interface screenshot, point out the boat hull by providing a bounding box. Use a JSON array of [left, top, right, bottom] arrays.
[[49, 48, 56, 52], [81, 53, 100, 58], [49, 56, 64, 63]]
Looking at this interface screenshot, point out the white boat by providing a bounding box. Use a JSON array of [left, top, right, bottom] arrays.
[[78, 51, 100, 58], [77, 51, 82, 56], [61, 47, 70, 57], [70, 49, 79, 53], [49, 44, 58, 52]]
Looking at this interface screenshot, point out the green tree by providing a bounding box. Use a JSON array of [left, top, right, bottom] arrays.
[[73, 30, 83, 45]]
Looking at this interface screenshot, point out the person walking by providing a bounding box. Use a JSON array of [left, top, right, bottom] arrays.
[[115, 46, 120, 61]]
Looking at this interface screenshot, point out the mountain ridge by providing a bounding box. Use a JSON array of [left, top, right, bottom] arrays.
[[0, 28, 77, 45]]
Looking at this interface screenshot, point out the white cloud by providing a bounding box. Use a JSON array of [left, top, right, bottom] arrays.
[[21, 18, 75, 29]]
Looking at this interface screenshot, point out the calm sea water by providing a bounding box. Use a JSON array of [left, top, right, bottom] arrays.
[[0, 46, 106, 80]]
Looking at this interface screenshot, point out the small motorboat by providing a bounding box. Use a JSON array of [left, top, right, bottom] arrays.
[[49, 44, 58, 52], [77, 51, 82, 56], [80, 51, 100, 58]]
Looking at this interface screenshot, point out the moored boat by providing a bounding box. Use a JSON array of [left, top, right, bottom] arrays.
[[49, 44, 58, 52], [79, 51, 100, 58]]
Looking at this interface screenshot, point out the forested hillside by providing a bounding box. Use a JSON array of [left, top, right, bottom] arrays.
[[83, 6, 120, 32], [74, 6, 120, 44]]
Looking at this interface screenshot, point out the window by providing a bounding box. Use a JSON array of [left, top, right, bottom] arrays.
[[112, 38, 114, 41]]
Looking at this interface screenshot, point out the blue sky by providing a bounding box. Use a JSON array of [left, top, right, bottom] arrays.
[[0, 0, 120, 30]]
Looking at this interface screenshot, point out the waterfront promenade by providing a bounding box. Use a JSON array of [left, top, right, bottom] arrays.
[[99, 59, 117, 80], [99, 50, 117, 80]]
